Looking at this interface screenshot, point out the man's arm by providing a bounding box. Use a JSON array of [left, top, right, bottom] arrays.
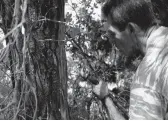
[[93, 80, 125, 120], [105, 97, 125, 120]]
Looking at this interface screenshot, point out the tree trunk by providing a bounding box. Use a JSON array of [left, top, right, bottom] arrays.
[[25, 0, 69, 119], [0, 0, 69, 119]]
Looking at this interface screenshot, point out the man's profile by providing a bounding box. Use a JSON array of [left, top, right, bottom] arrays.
[[93, 0, 168, 119]]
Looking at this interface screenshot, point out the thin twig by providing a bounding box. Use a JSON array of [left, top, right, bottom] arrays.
[[37, 18, 66, 24], [38, 39, 65, 42], [14, 84, 25, 119], [32, 87, 37, 120], [36, 18, 78, 28], [0, 22, 23, 43]]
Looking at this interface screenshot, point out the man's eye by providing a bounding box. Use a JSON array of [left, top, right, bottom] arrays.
[[107, 30, 116, 38], [101, 19, 107, 23]]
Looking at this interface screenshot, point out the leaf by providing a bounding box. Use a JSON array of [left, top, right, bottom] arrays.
[[66, 12, 73, 22]]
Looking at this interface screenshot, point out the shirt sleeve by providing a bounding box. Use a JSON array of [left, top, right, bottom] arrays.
[[129, 87, 168, 120]]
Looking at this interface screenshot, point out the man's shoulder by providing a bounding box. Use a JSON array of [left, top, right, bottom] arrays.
[[145, 26, 168, 66], [134, 40, 168, 98], [132, 25, 168, 99], [148, 26, 168, 44]]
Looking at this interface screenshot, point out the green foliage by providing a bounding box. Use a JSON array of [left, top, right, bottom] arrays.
[[65, 0, 142, 119]]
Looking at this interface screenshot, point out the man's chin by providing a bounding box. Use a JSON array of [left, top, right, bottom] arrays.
[[125, 49, 143, 58], [121, 50, 133, 57]]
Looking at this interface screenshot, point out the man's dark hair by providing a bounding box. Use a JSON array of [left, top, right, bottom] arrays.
[[102, 0, 156, 31]]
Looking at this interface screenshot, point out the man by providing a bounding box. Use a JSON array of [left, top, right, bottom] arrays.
[[93, 0, 168, 119]]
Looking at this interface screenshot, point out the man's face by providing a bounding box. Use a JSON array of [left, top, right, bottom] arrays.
[[107, 24, 136, 56]]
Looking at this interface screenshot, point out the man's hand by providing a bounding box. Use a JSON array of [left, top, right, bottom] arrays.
[[92, 80, 109, 99]]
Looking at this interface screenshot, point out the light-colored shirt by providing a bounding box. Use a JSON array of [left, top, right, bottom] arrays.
[[130, 26, 168, 119]]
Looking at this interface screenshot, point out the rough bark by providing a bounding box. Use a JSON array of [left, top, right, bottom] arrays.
[[25, 0, 69, 119], [0, 0, 69, 119]]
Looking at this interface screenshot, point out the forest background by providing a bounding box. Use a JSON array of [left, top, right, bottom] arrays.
[[0, 0, 167, 119]]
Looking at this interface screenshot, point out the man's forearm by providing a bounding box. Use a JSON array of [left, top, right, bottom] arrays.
[[105, 97, 125, 120]]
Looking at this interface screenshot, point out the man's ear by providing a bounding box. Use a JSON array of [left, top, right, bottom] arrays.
[[126, 22, 141, 33]]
